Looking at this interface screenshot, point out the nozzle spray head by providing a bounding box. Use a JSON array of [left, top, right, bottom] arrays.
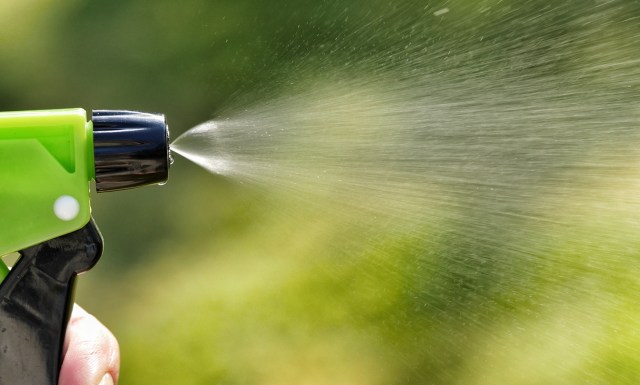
[[92, 110, 171, 192]]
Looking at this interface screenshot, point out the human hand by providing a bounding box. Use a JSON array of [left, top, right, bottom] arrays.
[[59, 305, 120, 385]]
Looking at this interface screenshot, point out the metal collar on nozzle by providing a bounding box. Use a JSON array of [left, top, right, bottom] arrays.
[[92, 110, 171, 192]]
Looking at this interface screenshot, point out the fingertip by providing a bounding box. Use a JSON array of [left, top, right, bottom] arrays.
[[59, 305, 120, 385], [99, 373, 114, 385]]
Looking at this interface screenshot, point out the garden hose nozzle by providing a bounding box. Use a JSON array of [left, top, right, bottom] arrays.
[[0, 108, 171, 385], [0, 108, 171, 259], [93, 110, 171, 192]]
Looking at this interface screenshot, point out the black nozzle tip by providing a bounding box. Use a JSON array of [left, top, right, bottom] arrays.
[[92, 110, 170, 192]]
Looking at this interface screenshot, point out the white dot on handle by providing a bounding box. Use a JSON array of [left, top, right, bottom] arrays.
[[54, 195, 80, 221]]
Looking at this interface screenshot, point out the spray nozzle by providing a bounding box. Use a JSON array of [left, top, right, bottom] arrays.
[[0, 108, 172, 383], [92, 110, 171, 192]]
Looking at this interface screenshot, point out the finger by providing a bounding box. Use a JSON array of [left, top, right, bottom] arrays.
[[59, 304, 120, 385]]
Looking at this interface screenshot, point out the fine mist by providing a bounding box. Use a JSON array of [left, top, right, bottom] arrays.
[[162, 2, 640, 384]]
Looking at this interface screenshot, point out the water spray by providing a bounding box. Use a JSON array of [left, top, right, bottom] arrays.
[[0, 108, 171, 384]]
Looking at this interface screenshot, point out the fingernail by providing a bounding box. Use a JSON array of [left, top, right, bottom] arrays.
[[98, 373, 114, 385]]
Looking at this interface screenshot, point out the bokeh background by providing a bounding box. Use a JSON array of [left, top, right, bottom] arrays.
[[3, 0, 640, 384]]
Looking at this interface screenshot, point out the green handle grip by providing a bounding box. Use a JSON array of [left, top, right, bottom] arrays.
[[0, 109, 93, 278]]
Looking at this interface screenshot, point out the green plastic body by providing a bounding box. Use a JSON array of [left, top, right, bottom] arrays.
[[0, 109, 94, 279]]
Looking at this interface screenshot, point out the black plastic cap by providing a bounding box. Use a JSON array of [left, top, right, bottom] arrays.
[[92, 110, 171, 192]]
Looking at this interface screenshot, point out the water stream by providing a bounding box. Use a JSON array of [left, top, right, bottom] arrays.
[[169, 1, 640, 383], [172, 1, 640, 246]]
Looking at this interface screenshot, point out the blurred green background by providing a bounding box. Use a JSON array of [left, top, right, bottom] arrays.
[[4, 0, 640, 384]]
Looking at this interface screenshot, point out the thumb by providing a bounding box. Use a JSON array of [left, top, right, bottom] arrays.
[[59, 304, 120, 385]]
